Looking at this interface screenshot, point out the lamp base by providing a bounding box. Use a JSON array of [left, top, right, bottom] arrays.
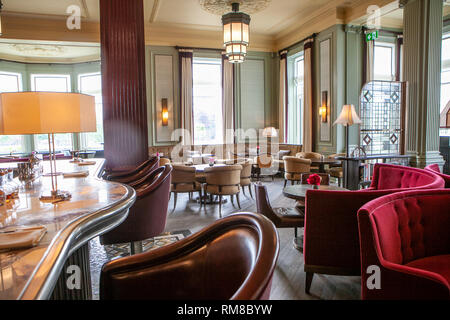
[[39, 190, 72, 203]]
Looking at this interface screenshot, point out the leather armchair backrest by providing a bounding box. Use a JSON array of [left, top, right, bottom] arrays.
[[100, 213, 279, 300], [100, 165, 173, 245], [254, 183, 280, 227], [106, 156, 159, 184]]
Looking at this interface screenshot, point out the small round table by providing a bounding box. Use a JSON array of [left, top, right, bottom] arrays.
[[310, 158, 341, 173], [283, 184, 348, 251]]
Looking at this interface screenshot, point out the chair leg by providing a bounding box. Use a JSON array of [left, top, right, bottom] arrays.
[[242, 187, 246, 196], [248, 185, 253, 199], [230, 195, 235, 207], [173, 192, 178, 210], [305, 272, 314, 294], [284, 180, 287, 188], [198, 190, 202, 208], [219, 195, 223, 218], [291, 180, 294, 186], [236, 193, 241, 209]]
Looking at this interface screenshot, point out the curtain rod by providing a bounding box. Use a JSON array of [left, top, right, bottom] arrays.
[[175, 46, 223, 53], [278, 33, 317, 55]]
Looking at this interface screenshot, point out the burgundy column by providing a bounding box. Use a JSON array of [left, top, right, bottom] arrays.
[[100, 0, 148, 171]]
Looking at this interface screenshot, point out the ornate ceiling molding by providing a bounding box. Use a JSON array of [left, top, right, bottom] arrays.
[[198, 0, 272, 15]]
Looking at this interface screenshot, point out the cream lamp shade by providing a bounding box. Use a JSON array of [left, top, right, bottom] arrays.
[[262, 127, 278, 138], [0, 92, 96, 135], [333, 104, 362, 127]]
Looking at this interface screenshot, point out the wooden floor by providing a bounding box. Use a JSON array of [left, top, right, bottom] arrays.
[[165, 176, 361, 300]]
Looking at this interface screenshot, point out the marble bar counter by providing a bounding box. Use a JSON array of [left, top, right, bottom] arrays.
[[0, 159, 136, 300]]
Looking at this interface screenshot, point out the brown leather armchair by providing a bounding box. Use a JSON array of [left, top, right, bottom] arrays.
[[105, 156, 160, 184], [100, 213, 280, 300], [100, 165, 172, 254], [255, 182, 304, 241]]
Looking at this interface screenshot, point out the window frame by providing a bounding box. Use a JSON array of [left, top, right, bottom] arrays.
[[373, 41, 396, 81], [0, 71, 27, 155], [30, 73, 74, 152], [192, 57, 224, 146], [78, 72, 104, 151]]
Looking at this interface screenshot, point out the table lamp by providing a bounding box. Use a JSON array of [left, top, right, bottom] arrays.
[[0, 92, 96, 202], [333, 104, 362, 157]]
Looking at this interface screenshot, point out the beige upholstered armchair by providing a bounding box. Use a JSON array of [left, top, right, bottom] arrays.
[[204, 165, 242, 217], [238, 160, 253, 198], [296, 152, 323, 172], [283, 156, 311, 187], [170, 165, 202, 210]]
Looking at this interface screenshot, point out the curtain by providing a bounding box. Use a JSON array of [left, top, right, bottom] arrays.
[[278, 51, 288, 144], [179, 49, 194, 145], [303, 39, 314, 153], [365, 37, 374, 83], [222, 53, 234, 145]]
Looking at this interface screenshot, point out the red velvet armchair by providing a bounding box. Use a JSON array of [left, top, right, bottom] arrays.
[[425, 164, 450, 188], [303, 164, 444, 293], [358, 189, 450, 300]]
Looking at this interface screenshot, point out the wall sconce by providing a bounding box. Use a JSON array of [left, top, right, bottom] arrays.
[[161, 98, 169, 126], [319, 91, 328, 123]]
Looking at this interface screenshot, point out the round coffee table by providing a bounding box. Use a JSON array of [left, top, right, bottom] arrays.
[[283, 184, 348, 251]]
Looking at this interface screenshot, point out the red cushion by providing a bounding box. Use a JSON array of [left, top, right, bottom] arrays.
[[371, 164, 443, 190], [406, 254, 450, 286]]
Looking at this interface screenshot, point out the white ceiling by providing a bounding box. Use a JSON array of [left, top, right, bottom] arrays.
[[2, 0, 341, 36]]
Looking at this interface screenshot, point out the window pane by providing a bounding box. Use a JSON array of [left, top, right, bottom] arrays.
[[79, 73, 104, 150], [31, 74, 73, 152], [374, 45, 394, 81], [442, 37, 450, 62], [0, 72, 25, 154], [287, 54, 304, 145], [193, 58, 223, 145]]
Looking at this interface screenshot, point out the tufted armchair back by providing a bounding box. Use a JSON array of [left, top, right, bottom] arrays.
[[370, 164, 444, 191], [205, 165, 242, 195], [357, 189, 450, 300], [360, 191, 450, 265]]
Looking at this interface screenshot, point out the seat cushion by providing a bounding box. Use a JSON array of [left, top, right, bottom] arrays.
[[405, 254, 450, 286]]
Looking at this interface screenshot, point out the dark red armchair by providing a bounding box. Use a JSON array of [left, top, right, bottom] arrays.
[[100, 213, 279, 300], [425, 164, 450, 188], [100, 165, 172, 254], [303, 164, 444, 293], [105, 156, 160, 184], [358, 189, 450, 300]]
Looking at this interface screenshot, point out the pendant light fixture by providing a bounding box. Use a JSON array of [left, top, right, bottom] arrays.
[[222, 2, 250, 63]]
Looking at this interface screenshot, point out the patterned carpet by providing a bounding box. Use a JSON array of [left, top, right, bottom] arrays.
[[89, 230, 191, 300]]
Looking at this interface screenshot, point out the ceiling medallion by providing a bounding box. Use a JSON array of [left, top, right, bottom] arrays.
[[199, 0, 272, 16]]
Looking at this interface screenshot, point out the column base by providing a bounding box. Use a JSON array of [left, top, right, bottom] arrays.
[[408, 151, 445, 169]]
